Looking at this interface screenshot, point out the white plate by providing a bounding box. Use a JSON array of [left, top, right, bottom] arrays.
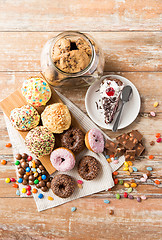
[[85, 74, 141, 130]]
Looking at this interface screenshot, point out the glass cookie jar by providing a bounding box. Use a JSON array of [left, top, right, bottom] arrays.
[[41, 31, 105, 88]]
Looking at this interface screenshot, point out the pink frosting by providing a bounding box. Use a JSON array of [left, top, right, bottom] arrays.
[[50, 148, 75, 172], [88, 128, 104, 153]]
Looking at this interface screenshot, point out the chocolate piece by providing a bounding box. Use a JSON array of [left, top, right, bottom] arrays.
[[22, 153, 28, 159], [35, 159, 41, 166], [36, 183, 41, 188], [115, 144, 125, 157], [20, 159, 26, 164], [39, 165, 44, 170], [46, 182, 51, 188], [21, 162, 29, 169], [41, 186, 48, 192], [29, 175, 35, 181], [15, 154, 22, 160], [18, 168, 25, 175], [24, 174, 29, 180], [18, 174, 23, 178], [149, 141, 155, 146], [125, 150, 136, 161], [29, 180, 34, 185], [22, 179, 28, 185], [116, 133, 138, 150], [39, 180, 46, 187], [134, 143, 145, 156], [105, 139, 118, 153], [129, 130, 143, 142]]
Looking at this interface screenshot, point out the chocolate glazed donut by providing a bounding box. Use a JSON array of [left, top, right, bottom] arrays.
[[51, 174, 75, 198], [61, 128, 85, 153], [78, 156, 101, 180]]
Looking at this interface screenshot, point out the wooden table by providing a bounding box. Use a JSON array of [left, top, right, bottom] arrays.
[[0, 1, 162, 239]]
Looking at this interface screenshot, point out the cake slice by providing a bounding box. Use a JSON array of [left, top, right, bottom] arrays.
[[100, 78, 124, 124]]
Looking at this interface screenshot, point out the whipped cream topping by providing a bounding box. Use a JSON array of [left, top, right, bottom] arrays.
[[100, 79, 124, 99]]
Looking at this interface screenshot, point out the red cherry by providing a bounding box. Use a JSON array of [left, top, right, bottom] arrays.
[[106, 87, 115, 96], [26, 185, 31, 191], [27, 156, 32, 161]]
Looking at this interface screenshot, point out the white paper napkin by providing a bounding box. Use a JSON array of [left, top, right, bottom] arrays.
[[3, 90, 125, 211]]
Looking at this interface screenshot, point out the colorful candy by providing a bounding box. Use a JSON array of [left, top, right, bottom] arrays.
[[146, 167, 153, 171], [104, 200, 110, 204], [156, 138, 162, 143], [27, 156, 32, 161], [42, 175, 47, 180], [6, 143, 12, 148], [26, 167, 30, 172], [113, 160, 119, 164], [123, 192, 128, 198], [153, 101, 159, 108], [38, 193, 44, 199], [18, 178, 23, 183], [132, 167, 138, 172], [15, 160, 20, 165], [116, 193, 120, 199], [131, 183, 137, 188], [155, 133, 161, 138], [10, 178, 16, 182], [77, 180, 83, 184], [34, 179, 39, 184], [21, 188, 26, 193], [32, 188, 37, 194], [71, 207, 77, 212], [119, 180, 124, 185], [12, 183, 18, 188], [124, 183, 130, 188], [141, 195, 147, 200], [48, 196, 54, 201], [112, 171, 118, 176], [127, 161, 133, 166], [150, 111, 156, 117], [5, 178, 10, 183], [140, 177, 146, 182], [26, 185, 31, 191], [149, 155, 154, 159], [128, 194, 134, 199], [16, 190, 20, 196], [124, 161, 129, 167], [137, 197, 141, 202], [155, 180, 160, 185], [26, 190, 31, 196], [123, 167, 129, 171], [1, 159, 7, 165], [127, 187, 133, 193], [77, 184, 83, 188]]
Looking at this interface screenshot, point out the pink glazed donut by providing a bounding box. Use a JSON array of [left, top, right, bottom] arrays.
[[85, 128, 104, 153], [50, 147, 76, 172]]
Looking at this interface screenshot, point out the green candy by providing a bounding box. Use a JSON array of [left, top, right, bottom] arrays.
[[116, 193, 121, 199], [127, 187, 133, 193], [119, 180, 124, 185], [15, 160, 20, 165], [34, 179, 39, 184]]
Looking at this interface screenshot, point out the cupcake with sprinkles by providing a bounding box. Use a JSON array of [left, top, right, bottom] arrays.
[[10, 105, 40, 131], [21, 77, 51, 107], [25, 126, 55, 157]]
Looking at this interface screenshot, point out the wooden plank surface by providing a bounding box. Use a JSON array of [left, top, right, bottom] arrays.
[[0, 0, 161, 31], [0, 0, 162, 239], [0, 32, 161, 72]]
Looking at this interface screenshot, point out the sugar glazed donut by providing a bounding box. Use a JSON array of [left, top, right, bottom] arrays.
[[51, 174, 75, 198], [78, 155, 101, 180], [61, 128, 85, 153], [50, 147, 76, 172], [85, 128, 104, 153]]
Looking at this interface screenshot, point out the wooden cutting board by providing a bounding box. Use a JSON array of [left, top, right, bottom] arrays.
[[0, 83, 85, 175]]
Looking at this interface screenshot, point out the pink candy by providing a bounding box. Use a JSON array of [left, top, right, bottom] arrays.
[[113, 160, 119, 164], [156, 137, 162, 143], [141, 195, 147, 200], [10, 178, 16, 182], [140, 177, 147, 182], [77, 180, 83, 184], [150, 111, 156, 117]]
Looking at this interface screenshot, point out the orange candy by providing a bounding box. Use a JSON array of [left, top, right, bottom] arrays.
[[32, 188, 37, 194], [155, 133, 161, 138], [155, 180, 160, 185], [38, 176, 42, 181], [110, 154, 114, 158], [1, 159, 7, 165], [26, 172, 30, 176], [12, 183, 19, 188], [6, 143, 12, 148], [112, 171, 118, 176], [149, 155, 154, 159], [32, 160, 36, 168]]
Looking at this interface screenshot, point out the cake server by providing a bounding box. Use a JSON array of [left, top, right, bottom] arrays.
[[112, 85, 132, 132]]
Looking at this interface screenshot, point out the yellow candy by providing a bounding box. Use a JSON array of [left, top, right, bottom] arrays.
[[131, 183, 137, 188], [124, 183, 130, 188], [21, 188, 26, 193], [126, 171, 131, 175], [129, 167, 133, 173], [5, 178, 10, 183], [48, 196, 54, 201], [124, 161, 129, 167], [34, 172, 38, 178], [153, 101, 159, 108], [123, 167, 129, 171], [78, 183, 83, 188], [128, 161, 133, 166], [107, 158, 112, 163]]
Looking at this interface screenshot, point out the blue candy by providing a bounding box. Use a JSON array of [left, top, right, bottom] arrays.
[[105, 155, 110, 159], [31, 168, 36, 172], [26, 167, 30, 172], [114, 157, 118, 160], [42, 175, 47, 180], [18, 178, 23, 183], [132, 167, 138, 172], [104, 199, 110, 204], [38, 193, 44, 199], [71, 207, 77, 212], [146, 167, 153, 171], [16, 190, 20, 196]]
